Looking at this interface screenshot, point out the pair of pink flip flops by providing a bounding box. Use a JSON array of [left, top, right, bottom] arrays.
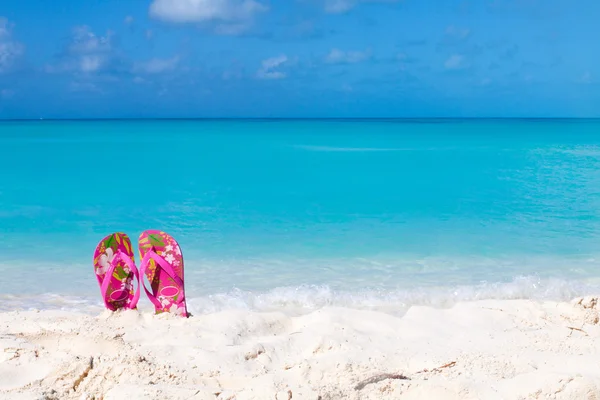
[[93, 230, 188, 317]]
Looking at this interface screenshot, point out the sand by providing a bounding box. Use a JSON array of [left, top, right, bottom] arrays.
[[1, 297, 600, 400]]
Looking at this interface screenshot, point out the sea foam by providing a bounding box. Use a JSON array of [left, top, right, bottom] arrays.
[[3, 275, 599, 316]]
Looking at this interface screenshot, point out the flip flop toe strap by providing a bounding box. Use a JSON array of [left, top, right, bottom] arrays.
[[100, 251, 141, 310], [140, 250, 186, 311]]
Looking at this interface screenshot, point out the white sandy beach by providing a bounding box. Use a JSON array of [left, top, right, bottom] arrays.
[[1, 297, 600, 400]]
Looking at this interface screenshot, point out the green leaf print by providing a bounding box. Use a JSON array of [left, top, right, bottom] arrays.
[[113, 266, 129, 281], [139, 239, 152, 251], [147, 234, 165, 247], [104, 234, 119, 252]]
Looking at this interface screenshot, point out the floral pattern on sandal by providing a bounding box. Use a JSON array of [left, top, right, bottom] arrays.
[[138, 230, 188, 317], [93, 232, 140, 311]]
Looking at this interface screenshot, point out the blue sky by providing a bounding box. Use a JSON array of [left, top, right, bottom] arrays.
[[0, 0, 598, 118]]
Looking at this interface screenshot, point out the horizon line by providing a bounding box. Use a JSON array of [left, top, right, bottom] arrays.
[[2, 117, 600, 122]]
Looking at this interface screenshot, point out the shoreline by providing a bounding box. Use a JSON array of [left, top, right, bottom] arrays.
[[2, 297, 600, 399], [3, 273, 600, 317]]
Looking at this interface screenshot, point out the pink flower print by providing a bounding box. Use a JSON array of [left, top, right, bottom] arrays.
[[174, 245, 181, 256], [165, 244, 173, 253], [164, 253, 176, 265], [173, 260, 180, 267], [98, 248, 115, 275], [168, 304, 185, 316], [158, 295, 171, 308], [119, 275, 132, 291]]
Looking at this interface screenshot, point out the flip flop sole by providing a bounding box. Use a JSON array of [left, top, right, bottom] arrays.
[[138, 230, 188, 317], [93, 232, 137, 310]]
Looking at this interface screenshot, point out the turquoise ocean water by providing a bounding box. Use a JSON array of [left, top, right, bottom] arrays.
[[2, 119, 600, 314]]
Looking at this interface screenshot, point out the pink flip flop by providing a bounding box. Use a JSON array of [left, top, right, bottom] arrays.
[[93, 232, 140, 311], [138, 230, 188, 317]]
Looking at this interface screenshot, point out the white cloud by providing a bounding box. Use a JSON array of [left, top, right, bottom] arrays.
[[256, 55, 288, 80], [0, 17, 24, 74], [325, 0, 356, 13], [124, 16, 134, 25], [444, 54, 465, 70], [149, 0, 267, 23], [47, 26, 116, 74], [145, 29, 154, 40], [325, 48, 370, 64], [323, 0, 398, 14], [133, 76, 146, 84], [80, 55, 103, 72], [133, 56, 179, 74], [69, 26, 113, 54]]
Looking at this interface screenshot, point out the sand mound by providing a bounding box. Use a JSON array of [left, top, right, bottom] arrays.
[[2, 298, 600, 399]]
